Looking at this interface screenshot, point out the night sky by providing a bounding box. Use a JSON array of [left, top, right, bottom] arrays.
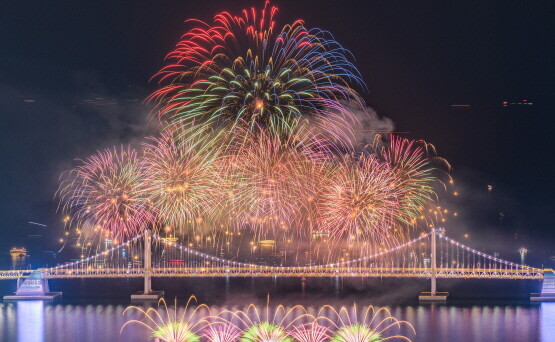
[[1, 1, 554, 265]]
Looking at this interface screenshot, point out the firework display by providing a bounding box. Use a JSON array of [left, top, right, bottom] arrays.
[[204, 324, 242, 342], [58, 147, 156, 241], [57, 136, 442, 249], [123, 297, 414, 342], [57, 1, 448, 254], [123, 297, 210, 342], [316, 153, 399, 242], [318, 304, 415, 342], [147, 1, 364, 144], [330, 324, 383, 342], [221, 127, 329, 236], [142, 126, 224, 232], [315, 136, 445, 245], [379, 135, 438, 226], [288, 323, 331, 342], [240, 322, 292, 342]]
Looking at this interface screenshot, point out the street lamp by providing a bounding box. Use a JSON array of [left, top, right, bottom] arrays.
[[519, 248, 528, 265]]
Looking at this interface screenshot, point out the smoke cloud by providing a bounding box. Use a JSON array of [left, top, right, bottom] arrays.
[[346, 101, 396, 148]]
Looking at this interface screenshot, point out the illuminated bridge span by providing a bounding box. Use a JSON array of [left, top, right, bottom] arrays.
[[0, 229, 544, 280], [0, 229, 549, 300]]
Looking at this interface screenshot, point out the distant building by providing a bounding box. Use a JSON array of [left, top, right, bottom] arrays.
[[502, 100, 533, 107], [258, 240, 276, 254], [312, 232, 330, 240], [161, 237, 179, 244]]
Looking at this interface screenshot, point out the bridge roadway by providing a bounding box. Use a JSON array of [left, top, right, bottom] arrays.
[[0, 267, 544, 280]]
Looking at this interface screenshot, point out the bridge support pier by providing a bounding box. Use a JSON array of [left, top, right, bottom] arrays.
[[131, 230, 163, 301], [531, 271, 555, 301], [4, 270, 62, 300], [419, 228, 448, 301]]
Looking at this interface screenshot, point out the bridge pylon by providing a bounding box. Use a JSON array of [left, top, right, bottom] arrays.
[[419, 228, 448, 301], [131, 229, 164, 301]]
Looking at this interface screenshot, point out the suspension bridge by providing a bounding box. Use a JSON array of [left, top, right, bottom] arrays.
[[1, 228, 553, 301]]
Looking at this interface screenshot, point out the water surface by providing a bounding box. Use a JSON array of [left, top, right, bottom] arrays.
[[0, 277, 550, 341], [1, 299, 553, 341]]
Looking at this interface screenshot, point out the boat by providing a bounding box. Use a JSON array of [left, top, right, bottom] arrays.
[[161, 236, 179, 244], [10, 247, 28, 257]]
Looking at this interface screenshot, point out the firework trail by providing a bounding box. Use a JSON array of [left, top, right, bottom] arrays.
[[57, 146, 156, 241], [203, 323, 242, 342], [209, 297, 316, 342], [122, 297, 415, 342], [316, 304, 415, 342], [288, 323, 331, 342], [148, 1, 364, 146], [122, 297, 210, 342], [142, 126, 225, 234], [240, 322, 293, 342]]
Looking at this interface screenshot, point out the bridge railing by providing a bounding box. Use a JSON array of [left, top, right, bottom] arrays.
[[0, 270, 32, 280], [435, 231, 542, 278], [39, 267, 543, 279]]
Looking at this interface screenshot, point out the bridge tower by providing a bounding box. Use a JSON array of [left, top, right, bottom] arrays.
[[131, 229, 164, 300], [419, 228, 448, 301]]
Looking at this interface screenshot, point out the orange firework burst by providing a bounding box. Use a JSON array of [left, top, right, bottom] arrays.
[[220, 127, 325, 237], [316, 153, 400, 243], [142, 126, 225, 233]]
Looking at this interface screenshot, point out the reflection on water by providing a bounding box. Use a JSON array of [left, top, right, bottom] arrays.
[[17, 301, 44, 342], [541, 303, 555, 341], [0, 301, 553, 342], [11, 256, 28, 271]]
